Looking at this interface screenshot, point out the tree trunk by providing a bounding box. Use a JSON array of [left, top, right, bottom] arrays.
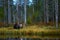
[[46, 0, 49, 23], [4, 0, 7, 24], [33, 4, 34, 14], [44, 0, 46, 23], [8, 0, 11, 25], [24, 0, 27, 25], [52, 0, 55, 25], [16, 0, 19, 23], [55, 0, 58, 28]]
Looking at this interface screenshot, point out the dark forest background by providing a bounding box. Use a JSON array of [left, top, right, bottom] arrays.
[[0, 0, 60, 28]]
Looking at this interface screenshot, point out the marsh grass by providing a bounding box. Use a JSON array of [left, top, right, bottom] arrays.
[[0, 25, 60, 38]]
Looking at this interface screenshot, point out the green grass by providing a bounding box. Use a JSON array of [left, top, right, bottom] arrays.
[[0, 25, 60, 38]]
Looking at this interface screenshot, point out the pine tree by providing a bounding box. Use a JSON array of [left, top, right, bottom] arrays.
[[55, 0, 58, 28], [8, 0, 11, 25], [24, 0, 27, 25]]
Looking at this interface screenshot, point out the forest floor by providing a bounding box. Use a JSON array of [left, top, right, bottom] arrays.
[[0, 25, 60, 38]]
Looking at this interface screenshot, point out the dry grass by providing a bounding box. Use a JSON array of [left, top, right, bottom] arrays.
[[0, 25, 60, 38]]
